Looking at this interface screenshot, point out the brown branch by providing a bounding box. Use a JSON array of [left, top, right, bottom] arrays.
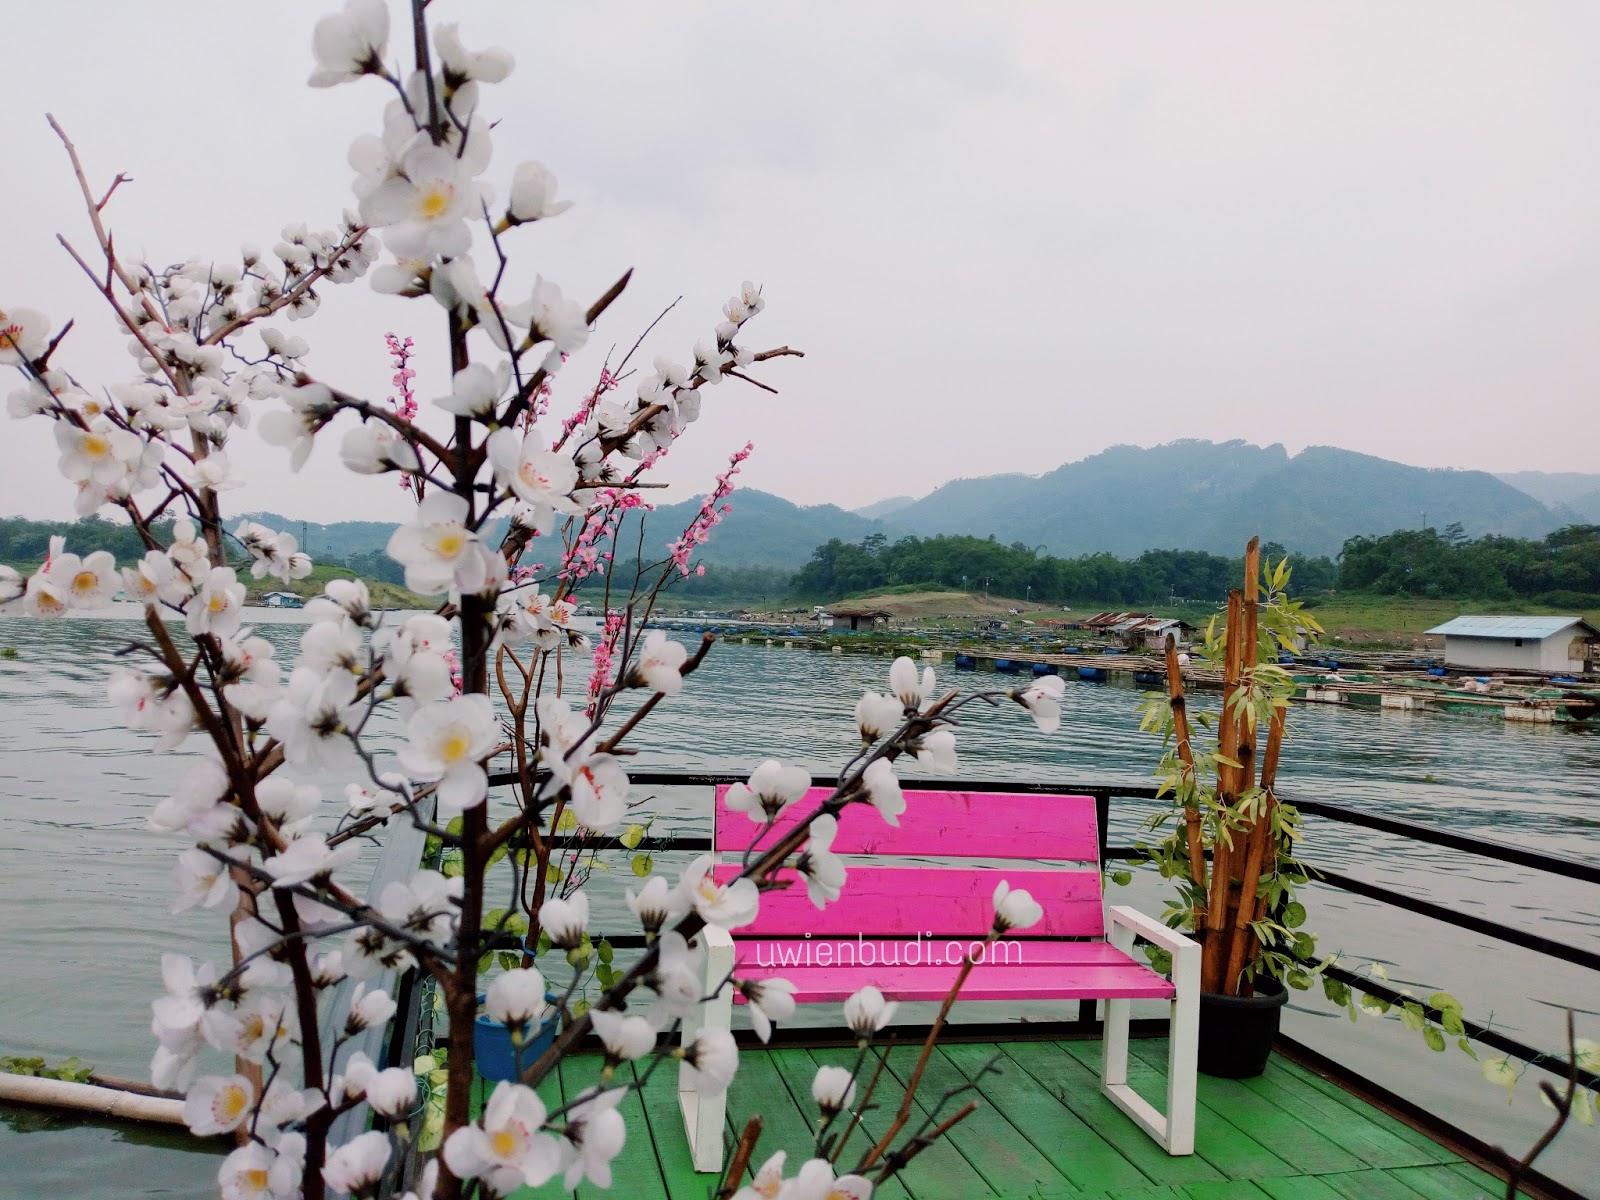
[[1503, 1011, 1580, 1199], [714, 1116, 764, 1199]]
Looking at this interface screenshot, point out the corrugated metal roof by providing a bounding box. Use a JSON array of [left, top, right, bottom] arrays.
[[1425, 615, 1596, 639]]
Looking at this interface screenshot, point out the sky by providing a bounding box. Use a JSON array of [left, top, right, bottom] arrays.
[[3, 1, 1598, 525]]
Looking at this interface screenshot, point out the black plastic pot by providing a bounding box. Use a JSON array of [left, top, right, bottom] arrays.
[[1197, 978, 1287, 1078]]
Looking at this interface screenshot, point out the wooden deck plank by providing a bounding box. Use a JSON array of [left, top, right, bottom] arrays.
[[1001, 1041, 1224, 1186], [799, 1044, 995, 1200], [1124, 1039, 1366, 1175], [723, 1040, 826, 1179], [1182, 1181, 1271, 1199], [1257, 1178, 1346, 1200], [876, 1043, 1081, 1197], [559, 1055, 671, 1200], [1316, 1169, 1434, 1200], [1237, 1062, 1447, 1170], [1282, 1062, 1454, 1161], [1100, 1186, 1188, 1200], [940, 1041, 1153, 1195], [1390, 1163, 1502, 1199], [1056, 1039, 1298, 1181], [630, 1056, 718, 1200], [1449, 1161, 1514, 1196]]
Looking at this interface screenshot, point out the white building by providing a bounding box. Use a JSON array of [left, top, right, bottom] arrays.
[[1425, 616, 1600, 675]]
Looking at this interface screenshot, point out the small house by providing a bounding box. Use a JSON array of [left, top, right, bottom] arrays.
[[1114, 617, 1197, 652], [828, 607, 892, 634], [261, 591, 303, 609], [1425, 616, 1599, 675]]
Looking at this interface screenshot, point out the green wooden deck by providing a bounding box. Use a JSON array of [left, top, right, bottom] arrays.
[[476, 1037, 1505, 1200]]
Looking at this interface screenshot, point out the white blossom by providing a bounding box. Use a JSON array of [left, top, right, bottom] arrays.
[[722, 758, 811, 824], [625, 875, 685, 937], [219, 1136, 305, 1200], [1013, 674, 1066, 733], [184, 1073, 255, 1136], [626, 630, 688, 695], [992, 879, 1044, 933], [364, 1067, 418, 1118], [386, 490, 488, 596], [739, 977, 797, 1043], [790, 1159, 873, 1200], [443, 1081, 561, 1194], [435, 23, 515, 84], [186, 566, 247, 638], [260, 383, 338, 471], [811, 1065, 856, 1117], [308, 0, 389, 87], [265, 834, 360, 887], [644, 931, 703, 1026], [539, 892, 588, 950], [266, 667, 360, 769], [340, 421, 421, 475], [682, 1027, 739, 1095], [172, 847, 239, 913], [860, 758, 905, 826], [346, 983, 398, 1033], [591, 1008, 656, 1062], [557, 1086, 628, 1189], [505, 277, 589, 371], [680, 854, 760, 929], [797, 815, 846, 908], [853, 690, 903, 742], [486, 967, 548, 1028], [843, 985, 898, 1040], [361, 141, 479, 262], [909, 727, 957, 773], [506, 161, 571, 225], [888, 656, 934, 710], [397, 693, 499, 814], [0, 306, 51, 364], [322, 1129, 391, 1195]]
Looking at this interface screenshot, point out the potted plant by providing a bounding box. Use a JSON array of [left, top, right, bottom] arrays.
[[1138, 538, 1325, 1077]]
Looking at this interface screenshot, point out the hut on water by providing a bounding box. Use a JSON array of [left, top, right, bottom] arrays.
[[1425, 615, 1599, 675]]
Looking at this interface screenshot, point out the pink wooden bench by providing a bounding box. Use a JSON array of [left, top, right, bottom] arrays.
[[678, 787, 1200, 1172]]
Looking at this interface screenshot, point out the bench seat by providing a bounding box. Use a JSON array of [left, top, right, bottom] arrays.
[[730, 938, 1177, 1002], [679, 785, 1199, 1173]]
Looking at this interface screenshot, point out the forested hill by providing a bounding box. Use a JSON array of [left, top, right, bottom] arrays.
[[880, 441, 1562, 559]]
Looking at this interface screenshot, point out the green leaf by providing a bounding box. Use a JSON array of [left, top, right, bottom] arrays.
[[1422, 1026, 1446, 1052], [620, 823, 645, 850], [631, 853, 652, 878], [597, 940, 614, 965], [556, 809, 579, 833], [1440, 1008, 1465, 1036], [1322, 978, 1350, 1007], [1110, 870, 1133, 887], [1282, 901, 1306, 929], [497, 951, 520, 971], [1457, 1037, 1478, 1060], [1399, 1002, 1425, 1031], [546, 864, 561, 885], [446, 816, 465, 838], [477, 952, 493, 973], [1427, 991, 1463, 1014]]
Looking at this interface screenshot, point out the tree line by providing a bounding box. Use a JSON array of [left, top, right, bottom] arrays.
[[788, 533, 1337, 604], [1339, 523, 1600, 604]]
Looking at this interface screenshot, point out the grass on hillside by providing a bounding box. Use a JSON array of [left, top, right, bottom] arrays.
[[248, 563, 430, 610]]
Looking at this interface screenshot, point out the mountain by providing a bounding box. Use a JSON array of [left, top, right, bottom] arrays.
[[243, 490, 892, 572], [854, 495, 918, 520], [1496, 471, 1600, 523], [242, 440, 1577, 576], [884, 440, 1565, 559]]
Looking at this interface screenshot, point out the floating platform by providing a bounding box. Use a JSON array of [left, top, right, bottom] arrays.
[[475, 1038, 1514, 1200]]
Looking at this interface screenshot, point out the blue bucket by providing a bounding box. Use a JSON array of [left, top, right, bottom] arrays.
[[475, 993, 560, 1082]]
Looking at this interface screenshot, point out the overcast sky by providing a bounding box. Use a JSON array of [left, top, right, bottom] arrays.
[[4, 2, 1598, 525]]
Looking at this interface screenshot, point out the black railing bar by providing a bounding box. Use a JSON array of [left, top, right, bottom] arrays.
[[1310, 869, 1600, 974], [1103, 847, 1600, 970], [490, 769, 1600, 884], [1312, 959, 1600, 1093], [1287, 797, 1600, 887]]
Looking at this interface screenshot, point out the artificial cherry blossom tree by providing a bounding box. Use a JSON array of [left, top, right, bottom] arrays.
[[0, 3, 1071, 1197]]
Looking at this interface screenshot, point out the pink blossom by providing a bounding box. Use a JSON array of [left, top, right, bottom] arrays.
[[666, 443, 752, 576], [585, 611, 624, 715]]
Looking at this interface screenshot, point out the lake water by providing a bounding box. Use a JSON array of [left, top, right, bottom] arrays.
[[1, 607, 1596, 1193]]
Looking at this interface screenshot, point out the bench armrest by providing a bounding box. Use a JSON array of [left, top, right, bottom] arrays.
[[700, 924, 735, 952], [1107, 905, 1198, 955]]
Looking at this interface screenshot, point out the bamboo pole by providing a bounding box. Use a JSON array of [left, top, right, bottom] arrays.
[[1224, 704, 1286, 993], [0, 1074, 187, 1126], [1201, 589, 1245, 993], [1163, 634, 1206, 891]]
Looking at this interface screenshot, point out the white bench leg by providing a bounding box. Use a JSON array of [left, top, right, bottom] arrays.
[[1101, 912, 1198, 1156], [679, 926, 734, 1173]]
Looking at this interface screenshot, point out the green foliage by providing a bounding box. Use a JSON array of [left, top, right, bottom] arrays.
[[1, 1055, 94, 1082], [1339, 524, 1600, 602], [1136, 557, 1325, 992], [792, 533, 1336, 606]]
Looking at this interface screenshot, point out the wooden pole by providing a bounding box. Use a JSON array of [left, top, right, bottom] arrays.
[[1224, 704, 1285, 994], [1201, 589, 1244, 993], [1163, 634, 1206, 891]]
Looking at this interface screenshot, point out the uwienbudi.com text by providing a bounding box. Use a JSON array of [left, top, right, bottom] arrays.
[[751, 935, 1027, 968]]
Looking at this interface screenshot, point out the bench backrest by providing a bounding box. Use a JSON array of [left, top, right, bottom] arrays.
[[713, 786, 1105, 940]]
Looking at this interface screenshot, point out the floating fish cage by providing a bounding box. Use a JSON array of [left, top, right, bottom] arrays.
[[1031, 662, 1060, 676], [954, 654, 976, 671], [1078, 666, 1108, 682], [994, 659, 1019, 674], [1134, 670, 1164, 686]]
